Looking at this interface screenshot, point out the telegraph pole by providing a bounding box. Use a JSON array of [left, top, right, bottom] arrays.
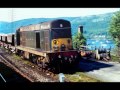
[[11, 8, 14, 33]]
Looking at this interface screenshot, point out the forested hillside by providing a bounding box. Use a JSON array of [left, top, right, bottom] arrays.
[[0, 12, 115, 39]]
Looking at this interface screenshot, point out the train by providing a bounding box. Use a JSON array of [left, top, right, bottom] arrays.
[[0, 19, 80, 73]]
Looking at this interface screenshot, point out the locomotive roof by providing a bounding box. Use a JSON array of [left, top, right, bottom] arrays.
[[18, 19, 71, 32], [44, 19, 70, 29], [41, 19, 70, 24]]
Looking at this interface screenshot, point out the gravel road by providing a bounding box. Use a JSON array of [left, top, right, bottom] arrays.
[[79, 60, 120, 82]]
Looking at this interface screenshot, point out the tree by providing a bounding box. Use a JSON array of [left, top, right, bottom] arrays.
[[73, 32, 86, 49], [109, 11, 120, 56]]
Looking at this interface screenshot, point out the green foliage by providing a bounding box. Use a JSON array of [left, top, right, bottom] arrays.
[[111, 55, 120, 62], [73, 32, 86, 49], [109, 10, 120, 57], [65, 72, 101, 82], [109, 11, 120, 47], [71, 12, 114, 39]]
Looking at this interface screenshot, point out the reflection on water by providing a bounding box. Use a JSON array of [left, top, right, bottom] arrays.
[[87, 39, 115, 50]]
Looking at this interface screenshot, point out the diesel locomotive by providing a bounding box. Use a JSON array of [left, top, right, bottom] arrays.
[[0, 19, 80, 73]]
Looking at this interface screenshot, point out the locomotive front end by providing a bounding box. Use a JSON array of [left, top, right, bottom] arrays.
[[49, 19, 80, 71], [51, 19, 73, 52]]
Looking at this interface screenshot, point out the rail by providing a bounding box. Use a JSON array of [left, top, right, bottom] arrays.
[[0, 54, 34, 82], [0, 49, 70, 82], [0, 73, 6, 83]]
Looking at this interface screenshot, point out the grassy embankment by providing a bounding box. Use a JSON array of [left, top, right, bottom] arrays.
[[110, 48, 120, 62], [65, 72, 101, 82], [111, 55, 120, 62]]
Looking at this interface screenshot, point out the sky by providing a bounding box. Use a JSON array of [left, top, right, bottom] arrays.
[[0, 8, 120, 22]]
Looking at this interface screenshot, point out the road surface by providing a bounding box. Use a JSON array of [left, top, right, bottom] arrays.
[[79, 60, 120, 82]]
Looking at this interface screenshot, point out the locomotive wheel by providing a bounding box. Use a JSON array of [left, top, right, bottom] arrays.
[[36, 59, 42, 68], [42, 56, 50, 71], [49, 58, 55, 72], [7, 48, 12, 54], [42, 61, 46, 72], [49, 56, 59, 73], [44, 55, 50, 69], [32, 56, 38, 64], [20, 51, 25, 59], [15, 49, 19, 55], [45, 55, 50, 63], [55, 58, 61, 73]]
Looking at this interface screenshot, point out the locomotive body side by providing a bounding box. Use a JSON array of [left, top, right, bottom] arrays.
[[1, 35, 7, 49], [0, 35, 2, 46], [14, 19, 80, 72], [7, 34, 15, 46], [6, 34, 16, 53], [16, 19, 74, 53]]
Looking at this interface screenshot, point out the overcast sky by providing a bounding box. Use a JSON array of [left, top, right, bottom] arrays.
[[0, 8, 120, 22]]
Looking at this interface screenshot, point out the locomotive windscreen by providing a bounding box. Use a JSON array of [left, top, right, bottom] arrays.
[[51, 28, 71, 39]]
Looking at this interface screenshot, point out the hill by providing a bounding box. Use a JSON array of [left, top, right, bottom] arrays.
[[0, 12, 116, 39]]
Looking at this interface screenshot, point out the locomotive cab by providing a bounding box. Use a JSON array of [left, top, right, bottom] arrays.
[[50, 19, 73, 52]]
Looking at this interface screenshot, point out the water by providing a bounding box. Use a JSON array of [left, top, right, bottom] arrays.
[[86, 39, 115, 50]]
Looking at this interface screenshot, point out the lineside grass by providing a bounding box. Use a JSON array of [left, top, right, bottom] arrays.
[[111, 55, 120, 62], [65, 72, 101, 82]]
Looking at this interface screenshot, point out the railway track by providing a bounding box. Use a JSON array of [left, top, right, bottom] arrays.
[[0, 53, 34, 82], [0, 48, 70, 82], [0, 73, 7, 83]]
